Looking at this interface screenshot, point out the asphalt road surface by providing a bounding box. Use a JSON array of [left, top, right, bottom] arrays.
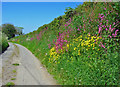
[[1, 43, 57, 85]]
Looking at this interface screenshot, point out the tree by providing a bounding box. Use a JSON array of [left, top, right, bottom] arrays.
[[2, 24, 16, 39], [15, 26, 24, 35]]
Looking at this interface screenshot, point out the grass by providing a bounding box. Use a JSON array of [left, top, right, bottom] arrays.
[[10, 2, 119, 85], [6, 82, 15, 86], [12, 63, 19, 66], [11, 78, 16, 80], [0, 32, 9, 54], [12, 70, 17, 73]]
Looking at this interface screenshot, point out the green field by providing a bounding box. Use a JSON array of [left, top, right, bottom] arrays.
[[10, 2, 119, 85]]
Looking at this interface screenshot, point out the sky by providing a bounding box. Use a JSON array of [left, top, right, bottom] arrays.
[[2, 2, 83, 34]]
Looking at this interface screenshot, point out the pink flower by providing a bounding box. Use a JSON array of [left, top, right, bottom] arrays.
[[98, 26, 102, 34], [108, 35, 112, 38], [64, 24, 68, 26], [100, 42, 105, 48], [104, 8, 106, 10], [84, 29, 85, 31], [67, 35, 69, 38], [77, 28, 80, 31], [113, 22, 115, 25], [59, 32, 61, 35], [115, 29, 119, 35], [31, 38, 33, 41], [111, 28, 115, 32], [106, 28, 108, 31], [37, 36, 40, 40], [48, 43, 51, 49], [109, 25, 112, 31], [64, 40, 67, 43]]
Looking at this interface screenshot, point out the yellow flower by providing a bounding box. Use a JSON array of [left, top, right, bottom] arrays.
[[74, 47, 77, 50], [88, 34, 90, 36], [76, 38, 78, 41], [90, 44, 93, 46], [78, 50, 81, 55], [80, 39, 82, 41], [67, 44, 69, 48], [77, 44, 80, 47], [88, 45, 90, 47]]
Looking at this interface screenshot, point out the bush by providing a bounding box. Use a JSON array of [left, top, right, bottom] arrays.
[[0, 32, 9, 54]]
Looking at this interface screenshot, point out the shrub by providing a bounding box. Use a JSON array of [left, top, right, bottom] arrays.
[[0, 32, 9, 54]]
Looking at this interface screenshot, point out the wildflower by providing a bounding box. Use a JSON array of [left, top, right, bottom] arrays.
[[64, 24, 68, 26], [67, 44, 69, 48], [31, 38, 33, 41], [108, 35, 112, 38], [100, 42, 105, 48], [115, 29, 119, 35], [74, 47, 77, 50], [109, 25, 112, 31], [98, 26, 102, 34], [78, 50, 80, 55], [48, 43, 51, 49], [64, 40, 67, 43], [77, 28, 80, 31], [36, 36, 40, 40]]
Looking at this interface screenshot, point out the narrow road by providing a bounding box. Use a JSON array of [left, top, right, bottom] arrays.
[[1, 43, 57, 85]]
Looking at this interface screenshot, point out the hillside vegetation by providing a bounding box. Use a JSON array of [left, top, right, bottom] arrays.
[[10, 2, 119, 85]]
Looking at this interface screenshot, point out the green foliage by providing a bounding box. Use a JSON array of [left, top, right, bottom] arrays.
[[0, 32, 9, 54], [64, 7, 74, 21], [2, 24, 16, 39]]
